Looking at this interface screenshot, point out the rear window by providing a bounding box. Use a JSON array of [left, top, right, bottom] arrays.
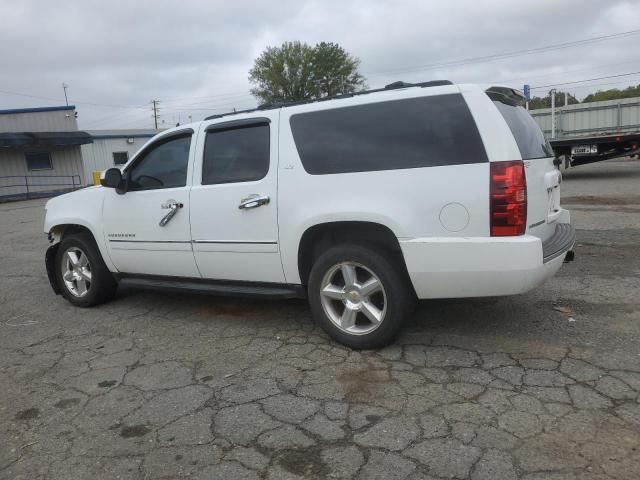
[[290, 94, 487, 175], [493, 101, 553, 160]]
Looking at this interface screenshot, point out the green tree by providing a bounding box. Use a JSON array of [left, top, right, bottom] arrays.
[[249, 41, 366, 104], [583, 84, 640, 102], [529, 90, 580, 110]]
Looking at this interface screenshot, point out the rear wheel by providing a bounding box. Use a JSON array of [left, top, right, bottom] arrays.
[[55, 233, 117, 307], [308, 244, 414, 349]]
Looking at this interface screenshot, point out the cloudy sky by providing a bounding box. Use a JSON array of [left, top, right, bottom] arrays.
[[1, 0, 639, 129]]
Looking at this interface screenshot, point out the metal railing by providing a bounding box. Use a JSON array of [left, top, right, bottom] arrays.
[[0, 175, 82, 201]]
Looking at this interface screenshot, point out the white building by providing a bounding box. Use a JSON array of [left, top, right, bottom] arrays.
[[80, 129, 158, 184], [0, 105, 160, 200], [0, 105, 91, 199]]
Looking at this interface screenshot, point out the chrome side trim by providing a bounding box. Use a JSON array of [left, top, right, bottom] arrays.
[[108, 239, 191, 244], [191, 240, 277, 244]]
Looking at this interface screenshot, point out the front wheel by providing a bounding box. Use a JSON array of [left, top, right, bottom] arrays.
[[55, 233, 117, 307], [308, 244, 414, 349]]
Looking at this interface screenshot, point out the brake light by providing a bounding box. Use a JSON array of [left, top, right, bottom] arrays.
[[490, 160, 527, 236]]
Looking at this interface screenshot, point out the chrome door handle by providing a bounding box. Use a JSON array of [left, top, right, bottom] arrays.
[[159, 200, 183, 227], [239, 194, 270, 210]]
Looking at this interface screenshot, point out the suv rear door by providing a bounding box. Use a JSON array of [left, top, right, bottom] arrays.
[[189, 113, 285, 283], [488, 87, 561, 242]]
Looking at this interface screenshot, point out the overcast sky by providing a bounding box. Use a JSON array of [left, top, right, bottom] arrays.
[[1, 0, 639, 129]]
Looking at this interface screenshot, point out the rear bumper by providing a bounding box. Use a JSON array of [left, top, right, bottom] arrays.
[[542, 223, 575, 263], [400, 222, 575, 299]]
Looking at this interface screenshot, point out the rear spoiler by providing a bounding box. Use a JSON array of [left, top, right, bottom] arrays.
[[486, 86, 526, 107]]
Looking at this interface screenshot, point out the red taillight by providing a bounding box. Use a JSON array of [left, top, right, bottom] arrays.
[[490, 160, 527, 236]]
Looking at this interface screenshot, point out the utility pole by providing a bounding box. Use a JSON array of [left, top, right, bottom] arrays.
[[564, 91, 568, 107], [151, 100, 160, 129], [62, 83, 69, 106], [550, 89, 556, 139]]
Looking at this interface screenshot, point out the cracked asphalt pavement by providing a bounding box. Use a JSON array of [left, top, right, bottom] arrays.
[[2, 158, 640, 480]]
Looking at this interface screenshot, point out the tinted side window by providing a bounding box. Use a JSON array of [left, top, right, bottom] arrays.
[[289, 94, 487, 175], [129, 135, 191, 190], [202, 124, 269, 185], [493, 101, 553, 160]]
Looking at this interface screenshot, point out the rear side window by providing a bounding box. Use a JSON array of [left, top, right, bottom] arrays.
[[202, 124, 270, 185], [290, 94, 487, 175], [493, 101, 553, 160]]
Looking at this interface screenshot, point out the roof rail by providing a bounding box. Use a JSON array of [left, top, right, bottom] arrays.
[[204, 79, 453, 121]]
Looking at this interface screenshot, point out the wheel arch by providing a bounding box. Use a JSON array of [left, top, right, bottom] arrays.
[[48, 223, 95, 244], [297, 221, 412, 289], [45, 221, 117, 275]]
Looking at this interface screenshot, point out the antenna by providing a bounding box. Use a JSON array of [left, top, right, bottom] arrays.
[[62, 83, 69, 106]]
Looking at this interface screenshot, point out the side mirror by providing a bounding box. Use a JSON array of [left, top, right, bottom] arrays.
[[101, 168, 126, 194], [101, 168, 122, 188]]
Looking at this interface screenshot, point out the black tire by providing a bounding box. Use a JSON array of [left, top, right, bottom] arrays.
[[308, 243, 415, 349], [55, 233, 117, 307]]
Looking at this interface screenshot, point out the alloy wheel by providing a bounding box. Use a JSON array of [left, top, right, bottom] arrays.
[[61, 247, 92, 297], [319, 261, 387, 335]]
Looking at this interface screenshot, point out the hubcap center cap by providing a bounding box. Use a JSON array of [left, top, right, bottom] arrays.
[[347, 290, 361, 304]]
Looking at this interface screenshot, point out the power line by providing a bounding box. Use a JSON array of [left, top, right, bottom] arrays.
[[161, 100, 257, 113], [0, 89, 61, 103], [3, 29, 640, 119], [159, 29, 640, 111], [80, 107, 152, 129], [71, 100, 147, 109], [531, 71, 640, 89], [161, 91, 253, 104], [115, 113, 163, 130], [163, 61, 640, 112], [566, 79, 640, 91], [490, 59, 640, 87], [0, 87, 146, 109], [364, 28, 640, 78]]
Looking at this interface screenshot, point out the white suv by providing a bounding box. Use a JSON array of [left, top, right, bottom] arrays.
[[44, 81, 575, 348]]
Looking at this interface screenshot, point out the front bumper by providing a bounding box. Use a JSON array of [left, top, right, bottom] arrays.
[[400, 222, 575, 299]]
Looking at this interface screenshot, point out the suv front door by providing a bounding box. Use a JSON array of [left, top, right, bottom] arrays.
[[189, 114, 284, 283], [102, 130, 200, 277]]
